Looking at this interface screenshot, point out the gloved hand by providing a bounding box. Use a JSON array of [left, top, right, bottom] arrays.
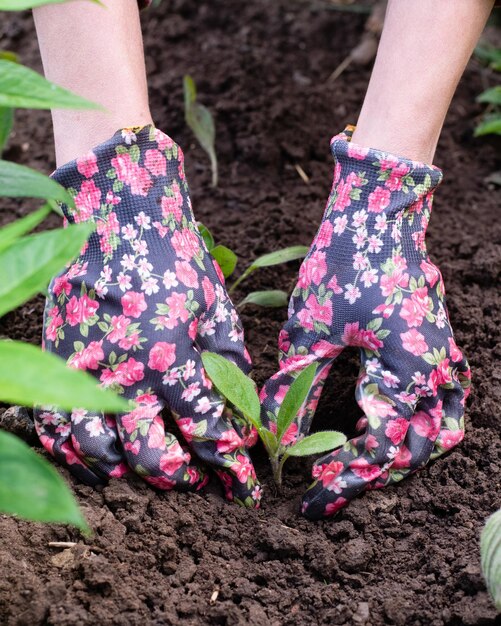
[[35, 125, 261, 508], [261, 126, 470, 519]]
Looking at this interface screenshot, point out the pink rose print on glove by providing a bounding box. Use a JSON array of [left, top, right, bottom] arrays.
[[260, 127, 470, 519], [76, 151, 99, 179], [121, 291, 147, 318], [35, 125, 260, 509], [148, 342, 176, 372]]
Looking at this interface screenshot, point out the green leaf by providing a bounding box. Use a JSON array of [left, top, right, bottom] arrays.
[[480, 508, 501, 611], [239, 289, 289, 308], [0, 340, 129, 412], [0, 59, 101, 110], [201, 352, 261, 430], [260, 428, 278, 455], [475, 116, 501, 137], [0, 107, 13, 155], [0, 51, 18, 63], [210, 245, 237, 279], [250, 245, 309, 269], [0, 431, 88, 531], [183, 74, 197, 109], [475, 43, 501, 69], [0, 223, 93, 317], [477, 86, 501, 105], [0, 159, 74, 206], [183, 75, 218, 187], [277, 362, 317, 442], [197, 222, 215, 251], [229, 245, 309, 294], [286, 431, 347, 457], [0, 203, 51, 253]]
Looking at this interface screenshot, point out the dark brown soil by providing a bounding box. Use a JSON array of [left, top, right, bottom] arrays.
[[1, 1, 500, 625]]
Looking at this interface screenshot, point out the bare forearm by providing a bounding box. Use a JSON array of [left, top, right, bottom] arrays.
[[33, 0, 152, 166], [352, 0, 495, 162]]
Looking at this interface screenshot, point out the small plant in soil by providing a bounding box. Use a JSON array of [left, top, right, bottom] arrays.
[[198, 221, 308, 308], [474, 43, 501, 137], [201, 352, 347, 487], [184, 75, 218, 187]]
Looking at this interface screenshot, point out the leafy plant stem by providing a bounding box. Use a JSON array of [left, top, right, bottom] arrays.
[[228, 267, 253, 294], [271, 452, 289, 490], [209, 150, 218, 188]]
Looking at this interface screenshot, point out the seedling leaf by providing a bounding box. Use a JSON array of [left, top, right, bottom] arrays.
[[250, 245, 309, 269], [475, 43, 501, 70], [183, 74, 197, 109], [201, 352, 261, 430], [481, 508, 501, 611], [286, 431, 347, 457], [211, 245, 238, 279], [0, 431, 89, 531], [277, 363, 317, 442], [239, 289, 288, 308], [0, 159, 75, 206], [229, 245, 309, 293], [198, 222, 215, 251], [477, 86, 501, 105], [0, 223, 93, 317], [260, 428, 278, 456], [0, 60, 102, 110], [474, 116, 501, 137], [183, 75, 218, 187]]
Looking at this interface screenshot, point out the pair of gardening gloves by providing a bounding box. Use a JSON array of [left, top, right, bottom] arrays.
[[35, 125, 470, 519]]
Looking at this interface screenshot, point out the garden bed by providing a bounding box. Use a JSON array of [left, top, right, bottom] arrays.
[[0, 1, 500, 624]]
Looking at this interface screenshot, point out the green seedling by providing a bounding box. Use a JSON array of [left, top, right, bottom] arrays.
[[201, 352, 347, 487], [183, 75, 218, 187], [198, 221, 308, 308], [474, 44, 501, 137], [480, 508, 501, 611]]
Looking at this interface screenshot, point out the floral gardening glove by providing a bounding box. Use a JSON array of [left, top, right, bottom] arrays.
[[261, 127, 470, 520], [34, 125, 261, 508]]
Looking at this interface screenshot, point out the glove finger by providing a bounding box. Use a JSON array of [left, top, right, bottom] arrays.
[[115, 396, 207, 492], [373, 349, 471, 487], [164, 345, 261, 508], [34, 407, 126, 486], [194, 290, 256, 447], [432, 352, 470, 456], [301, 362, 415, 520], [260, 316, 344, 439], [195, 259, 252, 375]]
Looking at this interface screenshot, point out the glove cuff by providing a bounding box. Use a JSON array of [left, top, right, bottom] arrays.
[[52, 125, 187, 225], [321, 126, 444, 260], [329, 125, 443, 215]]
